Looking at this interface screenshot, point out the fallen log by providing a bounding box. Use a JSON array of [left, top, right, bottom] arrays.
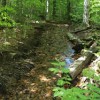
[[66, 32, 85, 53], [66, 32, 82, 45], [71, 27, 91, 34], [69, 43, 97, 80]]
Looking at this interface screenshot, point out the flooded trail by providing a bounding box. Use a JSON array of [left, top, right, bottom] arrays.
[[0, 24, 73, 100]]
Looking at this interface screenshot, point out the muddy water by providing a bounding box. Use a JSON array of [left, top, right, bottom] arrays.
[[0, 24, 73, 100]]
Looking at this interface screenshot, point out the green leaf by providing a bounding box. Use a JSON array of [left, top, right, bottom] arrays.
[[54, 91, 64, 97], [53, 87, 61, 92], [51, 61, 65, 66], [53, 87, 65, 97], [49, 68, 60, 74], [61, 68, 70, 74], [82, 68, 95, 78], [57, 79, 65, 86]]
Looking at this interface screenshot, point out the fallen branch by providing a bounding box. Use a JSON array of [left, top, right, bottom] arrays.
[[71, 27, 91, 34], [69, 43, 97, 80]]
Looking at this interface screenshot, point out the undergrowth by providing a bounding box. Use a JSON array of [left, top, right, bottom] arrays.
[[49, 59, 100, 100], [0, 6, 16, 28]]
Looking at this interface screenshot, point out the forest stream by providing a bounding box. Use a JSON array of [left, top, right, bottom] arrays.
[[0, 0, 100, 99], [0, 24, 76, 100]]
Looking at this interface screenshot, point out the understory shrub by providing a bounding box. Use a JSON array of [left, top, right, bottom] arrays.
[[0, 6, 16, 28], [49, 60, 100, 100]]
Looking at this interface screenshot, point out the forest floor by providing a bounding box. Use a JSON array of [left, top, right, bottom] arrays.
[[0, 25, 69, 100], [0, 54, 57, 100], [0, 24, 99, 100]]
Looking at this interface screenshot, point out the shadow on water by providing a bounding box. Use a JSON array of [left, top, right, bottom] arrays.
[[0, 24, 74, 99]]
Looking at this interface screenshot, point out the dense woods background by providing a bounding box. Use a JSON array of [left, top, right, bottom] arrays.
[[0, 0, 100, 26], [0, 0, 100, 100]]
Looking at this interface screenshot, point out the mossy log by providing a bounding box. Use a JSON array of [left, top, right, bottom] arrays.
[[67, 32, 82, 43], [69, 43, 97, 80]]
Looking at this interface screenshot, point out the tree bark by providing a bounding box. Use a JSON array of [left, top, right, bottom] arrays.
[[83, 0, 90, 27], [46, 0, 49, 21]]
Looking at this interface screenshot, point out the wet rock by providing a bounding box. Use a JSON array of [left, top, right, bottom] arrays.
[[72, 43, 84, 53]]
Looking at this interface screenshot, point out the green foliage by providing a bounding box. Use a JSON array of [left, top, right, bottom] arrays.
[[82, 68, 95, 78], [24, 0, 45, 20], [82, 68, 100, 81], [1, 0, 99, 25], [51, 61, 66, 67], [86, 84, 100, 99], [90, 0, 100, 25], [14, 0, 46, 22], [53, 84, 100, 100], [49, 60, 68, 74], [94, 52, 100, 58], [57, 74, 71, 86], [92, 32, 100, 47], [50, 59, 100, 100], [0, 6, 16, 28], [70, 0, 84, 23], [49, 60, 71, 85], [53, 87, 87, 100], [51, 0, 68, 22], [49, 67, 60, 74]]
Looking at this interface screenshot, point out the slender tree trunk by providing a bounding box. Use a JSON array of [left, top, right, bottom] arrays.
[[52, 0, 56, 20], [83, 0, 90, 27], [2, 0, 6, 6], [46, 0, 49, 21]]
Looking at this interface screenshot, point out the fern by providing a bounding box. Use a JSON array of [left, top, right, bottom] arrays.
[[49, 59, 100, 100]]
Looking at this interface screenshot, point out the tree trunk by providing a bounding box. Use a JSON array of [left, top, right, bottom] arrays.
[[46, 0, 49, 21], [83, 0, 90, 27]]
